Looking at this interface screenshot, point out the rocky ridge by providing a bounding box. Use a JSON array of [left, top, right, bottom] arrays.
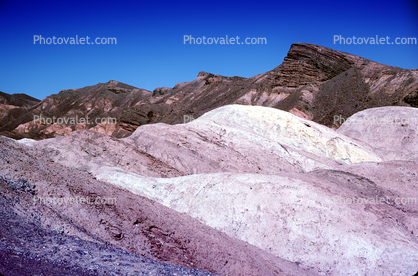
[[1, 43, 417, 140]]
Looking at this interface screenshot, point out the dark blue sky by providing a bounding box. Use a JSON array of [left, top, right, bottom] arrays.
[[1, 0, 417, 100]]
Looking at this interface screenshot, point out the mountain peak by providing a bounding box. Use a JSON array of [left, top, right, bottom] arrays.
[[271, 43, 373, 87], [197, 71, 213, 78]]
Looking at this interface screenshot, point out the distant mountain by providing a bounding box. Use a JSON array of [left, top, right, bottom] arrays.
[[137, 43, 417, 128], [1, 43, 417, 140], [0, 92, 41, 139], [0, 91, 40, 107], [0, 81, 152, 139]]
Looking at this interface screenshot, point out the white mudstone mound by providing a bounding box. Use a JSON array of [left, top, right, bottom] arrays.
[[337, 106, 418, 161], [123, 105, 381, 175]]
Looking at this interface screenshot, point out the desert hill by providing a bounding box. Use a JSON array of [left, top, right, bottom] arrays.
[[9, 104, 418, 275], [1, 43, 417, 140]]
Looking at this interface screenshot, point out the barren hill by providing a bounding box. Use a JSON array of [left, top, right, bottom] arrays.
[[1, 43, 417, 140], [9, 104, 418, 275]]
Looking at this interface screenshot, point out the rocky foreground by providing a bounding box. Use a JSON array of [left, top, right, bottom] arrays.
[[1, 104, 418, 275]]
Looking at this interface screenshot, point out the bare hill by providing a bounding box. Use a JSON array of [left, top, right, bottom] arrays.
[[1, 43, 417, 140], [16, 104, 418, 275]]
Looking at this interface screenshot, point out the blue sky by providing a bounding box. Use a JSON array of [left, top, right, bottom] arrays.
[[0, 0, 417, 100]]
